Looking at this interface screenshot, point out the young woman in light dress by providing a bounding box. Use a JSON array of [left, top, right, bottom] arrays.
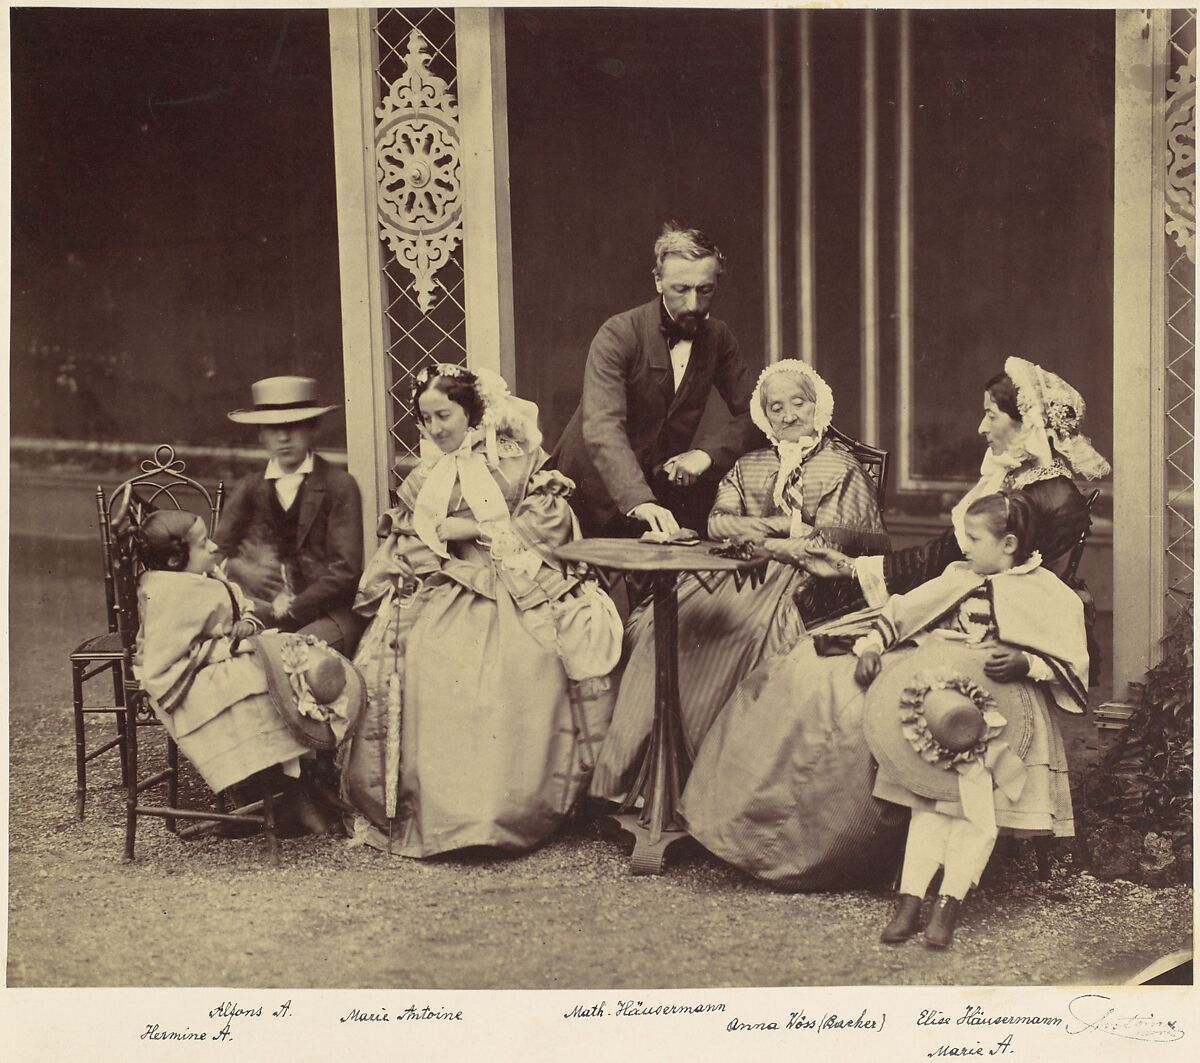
[[341, 365, 621, 857]]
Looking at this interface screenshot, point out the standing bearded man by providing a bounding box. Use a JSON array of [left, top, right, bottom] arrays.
[[551, 224, 761, 538]]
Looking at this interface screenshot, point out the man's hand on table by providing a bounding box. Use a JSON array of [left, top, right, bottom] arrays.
[[629, 503, 681, 536]]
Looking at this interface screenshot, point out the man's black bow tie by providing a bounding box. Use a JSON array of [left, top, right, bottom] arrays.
[[659, 305, 699, 349]]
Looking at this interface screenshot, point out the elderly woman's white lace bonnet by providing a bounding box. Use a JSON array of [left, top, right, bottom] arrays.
[[750, 358, 835, 513]]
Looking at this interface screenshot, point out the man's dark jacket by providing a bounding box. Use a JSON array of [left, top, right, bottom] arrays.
[[215, 454, 364, 647], [551, 297, 761, 534]]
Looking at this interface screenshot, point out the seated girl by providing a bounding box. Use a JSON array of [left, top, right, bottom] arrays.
[[133, 510, 363, 836], [341, 364, 622, 857], [857, 490, 1088, 948]]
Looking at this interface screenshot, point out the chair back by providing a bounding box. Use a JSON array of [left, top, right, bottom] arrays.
[[94, 485, 120, 633], [99, 446, 225, 692], [826, 425, 889, 511], [1059, 488, 1101, 584], [104, 444, 224, 534], [106, 495, 146, 659]]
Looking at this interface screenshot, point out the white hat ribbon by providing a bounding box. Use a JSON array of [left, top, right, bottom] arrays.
[[412, 428, 511, 559], [955, 735, 1027, 839]]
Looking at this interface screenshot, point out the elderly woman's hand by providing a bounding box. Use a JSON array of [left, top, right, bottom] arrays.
[[756, 538, 803, 563], [797, 543, 854, 579], [759, 536, 830, 567]]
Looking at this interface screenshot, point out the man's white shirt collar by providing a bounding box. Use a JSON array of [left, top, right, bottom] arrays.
[[264, 452, 315, 480], [264, 452, 314, 511], [662, 299, 707, 392], [670, 338, 693, 392]]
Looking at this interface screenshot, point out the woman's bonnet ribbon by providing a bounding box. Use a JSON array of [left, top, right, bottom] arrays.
[[949, 446, 1023, 552], [411, 427, 510, 559], [773, 436, 821, 514]]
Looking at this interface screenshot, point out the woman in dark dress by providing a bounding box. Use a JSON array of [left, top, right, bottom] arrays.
[[679, 357, 1110, 891]]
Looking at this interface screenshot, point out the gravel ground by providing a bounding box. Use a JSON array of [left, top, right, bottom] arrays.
[[7, 536, 1192, 988]]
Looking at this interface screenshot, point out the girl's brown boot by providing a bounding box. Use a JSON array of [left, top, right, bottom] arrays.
[[923, 896, 961, 949], [880, 894, 923, 944]]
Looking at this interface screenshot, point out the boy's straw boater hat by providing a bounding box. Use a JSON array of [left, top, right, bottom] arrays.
[[227, 376, 339, 425], [863, 641, 1036, 803]]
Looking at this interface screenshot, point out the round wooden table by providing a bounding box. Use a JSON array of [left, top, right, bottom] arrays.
[[556, 538, 768, 874]]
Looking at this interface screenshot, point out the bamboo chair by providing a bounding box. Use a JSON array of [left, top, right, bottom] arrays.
[[70, 486, 130, 818], [72, 449, 226, 818]]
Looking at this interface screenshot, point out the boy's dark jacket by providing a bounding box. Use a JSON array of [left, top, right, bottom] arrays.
[[215, 454, 363, 645]]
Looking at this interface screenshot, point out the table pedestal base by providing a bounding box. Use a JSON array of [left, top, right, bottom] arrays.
[[554, 540, 765, 878], [603, 813, 691, 875]]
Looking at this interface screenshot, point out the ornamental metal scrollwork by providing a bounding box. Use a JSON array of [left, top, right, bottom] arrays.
[[375, 29, 464, 313], [1165, 44, 1196, 263]]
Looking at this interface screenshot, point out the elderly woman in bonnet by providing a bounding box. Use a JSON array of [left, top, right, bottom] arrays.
[[591, 358, 889, 802], [341, 364, 622, 857]]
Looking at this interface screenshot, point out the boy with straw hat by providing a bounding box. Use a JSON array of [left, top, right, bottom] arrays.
[[217, 376, 365, 656]]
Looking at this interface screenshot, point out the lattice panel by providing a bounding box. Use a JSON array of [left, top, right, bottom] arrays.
[[373, 8, 467, 463], [1164, 9, 1196, 620]]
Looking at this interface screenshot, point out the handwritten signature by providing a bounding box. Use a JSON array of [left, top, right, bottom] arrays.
[[1066, 995, 1184, 1042]]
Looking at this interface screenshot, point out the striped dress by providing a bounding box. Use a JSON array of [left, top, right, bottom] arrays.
[[591, 439, 889, 801]]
